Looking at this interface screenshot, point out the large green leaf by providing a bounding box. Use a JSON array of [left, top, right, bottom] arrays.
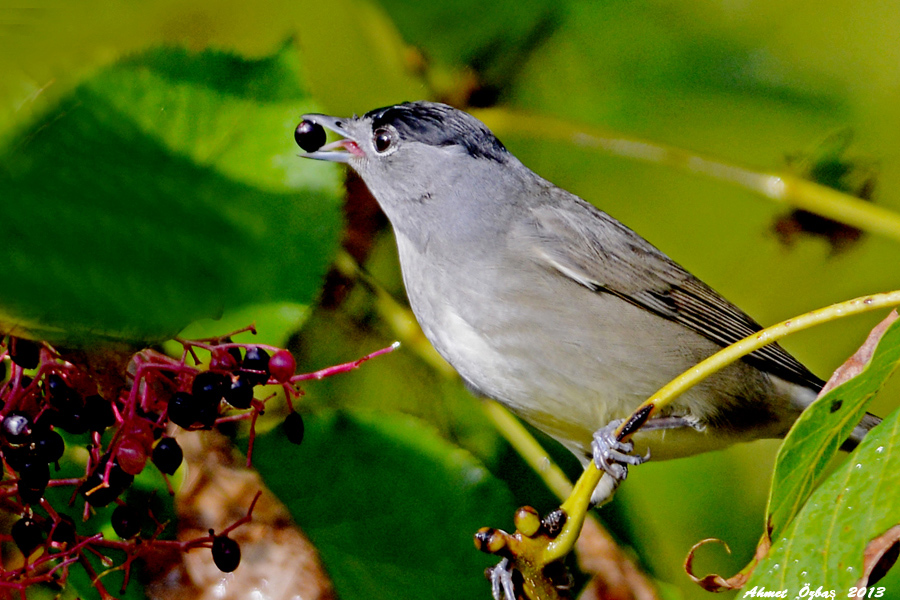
[[766, 315, 900, 539], [746, 404, 900, 592], [0, 44, 343, 343], [249, 410, 517, 600]]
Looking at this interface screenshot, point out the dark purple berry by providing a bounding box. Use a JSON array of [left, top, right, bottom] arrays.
[[294, 120, 326, 152], [192, 371, 229, 405], [19, 460, 50, 489], [17, 480, 44, 504], [240, 347, 270, 385], [54, 406, 90, 435], [3, 412, 33, 444], [79, 459, 134, 507], [197, 401, 220, 428], [224, 376, 254, 409], [35, 428, 65, 464], [152, 437, 183, 475], [211, 533, 241, 572], [168, 391, 199, 429], [9, 338, 40, 370], [282, 412, 305, 445], [3, 444, 34, 472], [11, 516, 44, 556], [111, 504, 143, 538], [45, 373, 75, 409], [84, 394, 116, 432], [47, 514, 77, 546], [227, 346, 243, 366], [0, 359, 6, 382]]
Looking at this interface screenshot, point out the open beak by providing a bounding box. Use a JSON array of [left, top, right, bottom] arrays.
[[298, 114, 365, 163]]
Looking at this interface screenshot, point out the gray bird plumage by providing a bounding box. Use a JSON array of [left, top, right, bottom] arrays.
[[299, 101, 876, 466]]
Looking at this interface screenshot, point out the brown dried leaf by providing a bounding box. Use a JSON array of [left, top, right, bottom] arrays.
[[857, 524, 900, 588], [684, 537, 770, 592], [147, 429, 336, 600], [818, 310, 898, 397]]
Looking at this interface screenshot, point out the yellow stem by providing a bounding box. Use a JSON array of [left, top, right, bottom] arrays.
[[541, 289, 900, 564], [638, 290, 900, 418], [481, 400, 574, 502]]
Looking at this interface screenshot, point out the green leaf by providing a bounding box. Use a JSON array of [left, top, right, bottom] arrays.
[[0, 44, 343, 344], [249, 410, 517, 600], [747, 403, 900, 592], [766, 314, 900, 539]]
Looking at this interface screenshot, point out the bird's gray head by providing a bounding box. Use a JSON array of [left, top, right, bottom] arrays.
[[296, 102, 517, 230]]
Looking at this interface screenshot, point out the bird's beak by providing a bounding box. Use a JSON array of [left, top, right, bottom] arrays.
[[298, 114, 365, 163]]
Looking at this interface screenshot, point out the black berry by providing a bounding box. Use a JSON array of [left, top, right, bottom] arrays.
[[11, 516, 44, 556], [152, 437, 183, 475], [3, 443, 34, 472], [9, 338, 40, 370], [45, 373, 75, 410], [35, 428, 65, 464], [17, 480, 45, 505], [282, 412, 305, 445], [192, 371, 229, 405], [168, 391, 199, 429], [227, 346, 243, 366], [84, 394, 116, 432], [211, 533, 241, 572], [79, 459, 134, 507], [294, 120, 326, 152], [54, 406, 90, 435], [224, 376, 254, 409], [47, 514, 77, 546], [240, 347, 270, 385], [111, 504, 143, 539], [18, 460, 50, 489]]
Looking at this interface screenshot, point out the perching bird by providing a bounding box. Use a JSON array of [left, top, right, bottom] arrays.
[[296, 101, 878, 483]]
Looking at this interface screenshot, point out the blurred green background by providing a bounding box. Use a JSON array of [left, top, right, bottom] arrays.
[[2, 0, 899, 598]]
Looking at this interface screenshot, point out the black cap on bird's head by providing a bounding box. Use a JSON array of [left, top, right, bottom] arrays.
[[363, 102, 508, 162], [296, 101, 509, 164]]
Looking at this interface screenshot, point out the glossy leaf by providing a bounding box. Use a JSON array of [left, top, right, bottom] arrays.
[[0, 45, 342, 343], [747, 404, 900, 592], [766, 315, 900, 539]]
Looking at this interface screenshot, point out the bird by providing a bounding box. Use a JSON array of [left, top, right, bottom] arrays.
[[295, 101, 879, 483]]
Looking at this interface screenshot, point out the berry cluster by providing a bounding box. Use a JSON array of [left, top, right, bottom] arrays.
[[0, 329, 394, 598]]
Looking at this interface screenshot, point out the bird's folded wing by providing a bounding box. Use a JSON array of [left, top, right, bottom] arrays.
[[519, 201, 823, 391]]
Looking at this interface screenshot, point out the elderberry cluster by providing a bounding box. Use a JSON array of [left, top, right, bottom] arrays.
[[0, 331, 314, 597]]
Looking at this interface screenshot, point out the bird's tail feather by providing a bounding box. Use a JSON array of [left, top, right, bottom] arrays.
[[841, 412, 882, 451]]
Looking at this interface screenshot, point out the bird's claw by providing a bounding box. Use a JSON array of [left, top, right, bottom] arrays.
[[488, 557, 517, 600], [591, 419, 650, 483]]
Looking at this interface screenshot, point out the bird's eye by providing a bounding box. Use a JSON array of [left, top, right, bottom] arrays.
[[373, 128, 393, 153]]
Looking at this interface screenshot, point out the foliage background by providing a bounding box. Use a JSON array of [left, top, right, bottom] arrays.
[[2, 0, 900, 598]]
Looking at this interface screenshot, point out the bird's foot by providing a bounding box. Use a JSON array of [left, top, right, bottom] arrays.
[[590, 419, 651, 484], [487, 558, 518, 600]]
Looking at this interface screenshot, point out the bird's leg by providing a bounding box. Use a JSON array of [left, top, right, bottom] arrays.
[[591, 415, 702, 487]]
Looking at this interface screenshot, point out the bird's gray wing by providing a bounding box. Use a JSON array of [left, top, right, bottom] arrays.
[[519, 199, 824, 391]]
